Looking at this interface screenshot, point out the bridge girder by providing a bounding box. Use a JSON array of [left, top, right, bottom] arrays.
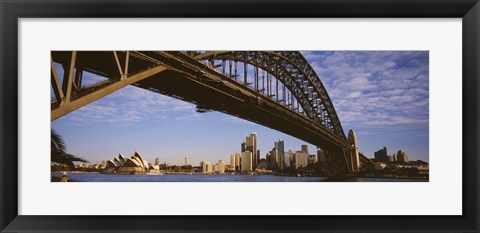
[[194, 51, 346, 140]]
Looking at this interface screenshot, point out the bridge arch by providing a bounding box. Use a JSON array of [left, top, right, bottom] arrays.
[[194, 51, 345, 140]]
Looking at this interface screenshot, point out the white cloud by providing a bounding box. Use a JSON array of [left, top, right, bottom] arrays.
[[303, 51, 429, 137]]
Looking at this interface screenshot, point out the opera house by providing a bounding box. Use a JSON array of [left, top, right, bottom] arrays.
[[104, 152, 149, 174]]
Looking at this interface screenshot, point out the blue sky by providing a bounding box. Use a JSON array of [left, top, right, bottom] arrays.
[[51, 51, 429, 165]]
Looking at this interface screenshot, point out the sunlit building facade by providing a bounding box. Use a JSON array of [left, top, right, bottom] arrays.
[[241, 151, 253, 172]]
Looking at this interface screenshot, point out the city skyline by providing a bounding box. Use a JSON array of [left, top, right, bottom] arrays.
[[51, 51, 429, 165]]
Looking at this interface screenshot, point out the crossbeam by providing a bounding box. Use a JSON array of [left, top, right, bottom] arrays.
[[51, 65, 167, 121]]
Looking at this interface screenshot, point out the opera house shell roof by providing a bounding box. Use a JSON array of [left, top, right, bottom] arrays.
[[104, 152, 149, 174]]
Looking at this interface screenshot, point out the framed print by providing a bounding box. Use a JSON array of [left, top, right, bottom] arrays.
[[1, 0, 479, 232]]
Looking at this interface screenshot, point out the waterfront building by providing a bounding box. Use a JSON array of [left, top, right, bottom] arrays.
[[206, 162, 213, 173], [396, 150, 410, 163], [104, 152, 147, 174], [286, 150, 294, 168], [154, 157, 160, 166], [294, 151, 309, 169], [116, 152, 149, 174], [374, 147, 389, 162], [101, 160, 107, 168], [218, 160, 226, 174], [275, 140, 285, 170], [213, 164, 219, 172], [201, 161, 213, 173], [230, 153, 241, 171], [184, 156, 190, 166], [241, 151, 253, 172]]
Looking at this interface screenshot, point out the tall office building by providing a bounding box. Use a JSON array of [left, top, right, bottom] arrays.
[[270, 148, 277, 168], [275, 140, 285, 170], [286, 150, 294, 167], [244, 133, 257, 169], [317, 148, 327, 162], [241, 151, 253, 172], [218, 160, 225, 174], [201, 162, 213, 173], [257, 149, 261, 164], [184, 156, 190, 166], [301, 144, 309, 154], [154, 157, 160, 166], [201, 161, 213, 173], [241, 140, 247, 153], [294, 151, 309, 169], [230, 153, 240, 171], [374, 147, 389, 162], [213, 164, 219, 172]]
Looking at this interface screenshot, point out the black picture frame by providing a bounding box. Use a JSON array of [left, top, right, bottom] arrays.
[[1, 0, 479, 232]]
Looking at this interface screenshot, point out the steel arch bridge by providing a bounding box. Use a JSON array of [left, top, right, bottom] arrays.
[[51, 51, 366, 174]]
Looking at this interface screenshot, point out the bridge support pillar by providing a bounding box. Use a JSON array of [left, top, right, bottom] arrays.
[[348, 129, 361, 174]]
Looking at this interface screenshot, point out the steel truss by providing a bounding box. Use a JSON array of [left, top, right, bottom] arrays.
[[194, 51, 346, 140]]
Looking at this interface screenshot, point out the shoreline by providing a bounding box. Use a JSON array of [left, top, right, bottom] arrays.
[[52, 172, 428, 180]]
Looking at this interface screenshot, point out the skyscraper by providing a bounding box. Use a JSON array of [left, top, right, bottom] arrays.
[[294, 151, 309, 169], [244, 133, 257, 169], [301, 144, 309, 154], [317, 148, 327, 162], [374, 147, 388, 162], [275, 140, 285, 170], [241, 151, 253, 172], [270, 148, 277, 168], [241, 140, 246, 153], [154, 157, 160, 166], [218, 160, 225, 174], [184, 156, 190, 166], [256, 149, 261, 165], [230, 153, 240, 171], [201, 161, 213, 173], [286, 150, 294, 167]]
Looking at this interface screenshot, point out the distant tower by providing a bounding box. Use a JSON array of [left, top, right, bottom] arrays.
[[301, 144, 309, 154], [154, 157, 160, 166], [374, 147, 388, 162], [245, 133, 257, 169], [184, 156, 190, 166], [218, 160, 225, 174], [230, 153, 241, 171], [274, 140, 285, 170], [286, 150, 294, 167], [241, 140, 247, 153], [348, 129, 360, 173]]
